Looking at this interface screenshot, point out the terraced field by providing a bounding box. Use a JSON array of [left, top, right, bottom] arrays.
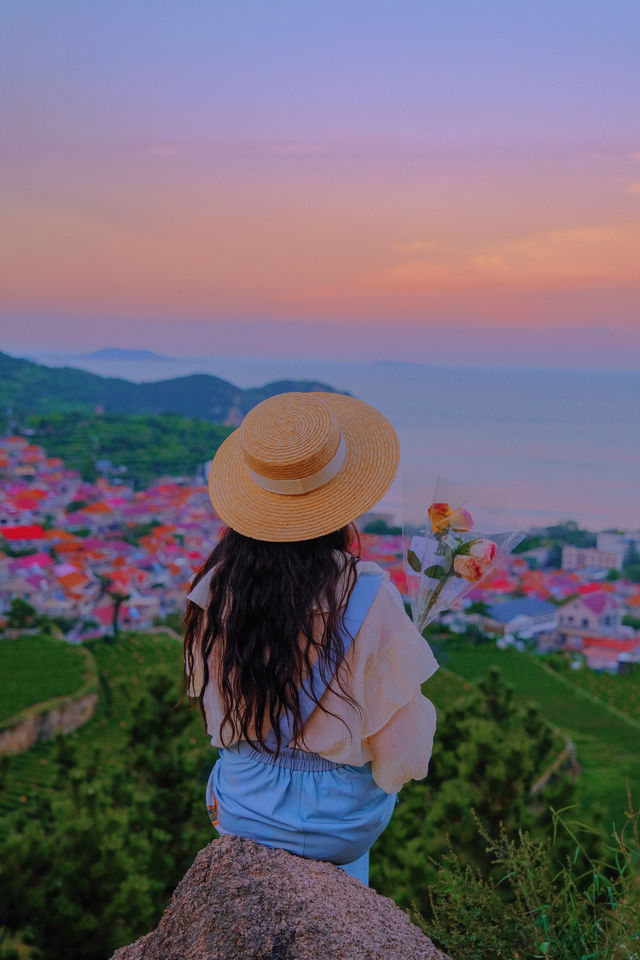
[[0, 632, 213, 817], [0, 633, 87, 721], [443, 643, 640, 828], [555, 662, 640, 723]]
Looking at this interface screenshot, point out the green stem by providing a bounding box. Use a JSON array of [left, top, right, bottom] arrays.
[[418, 575, 449, 633]]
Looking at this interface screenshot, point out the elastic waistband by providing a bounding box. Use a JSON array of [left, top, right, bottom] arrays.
[[227, 741, 346, 772]]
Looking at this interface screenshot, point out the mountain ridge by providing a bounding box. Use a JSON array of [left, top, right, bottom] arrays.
[[0, 351, 343, 425], [76, 348, 175, 362]]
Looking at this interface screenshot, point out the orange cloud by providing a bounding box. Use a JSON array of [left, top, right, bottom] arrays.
[[1, 139, 639, 332], [469, 225, 640, 284], [356, 224, 640, 302]]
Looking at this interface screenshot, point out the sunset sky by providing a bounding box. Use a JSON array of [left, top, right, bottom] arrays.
[[1, 1, 639, 367]]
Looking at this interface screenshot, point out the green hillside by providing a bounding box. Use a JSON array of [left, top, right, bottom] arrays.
[[547, 659, 640, 723], [0, 634, 88, 723], [0, 350, 343, 423], [443, 643, 640, 827], [0, 632, 214, 958], [3, 636, 633, 826], [24, 411, 234, 487], [0, 632, 210, 807], [0, 649, 471, 818], [1, 631, 637, 959]]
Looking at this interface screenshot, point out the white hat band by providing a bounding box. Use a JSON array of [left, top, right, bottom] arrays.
[[247, 435, 347, 496]]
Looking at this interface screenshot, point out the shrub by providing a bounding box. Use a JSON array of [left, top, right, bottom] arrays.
[[418, 805, 640, 960], [371, 668, 578, 912]]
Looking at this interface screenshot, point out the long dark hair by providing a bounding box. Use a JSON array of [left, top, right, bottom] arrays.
[[183, 524, 361, 754]]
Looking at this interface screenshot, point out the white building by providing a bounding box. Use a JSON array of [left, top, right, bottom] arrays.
[[597, 532, 640, 570], [557, 592, 622, 638], [562, 545, 622, 572]]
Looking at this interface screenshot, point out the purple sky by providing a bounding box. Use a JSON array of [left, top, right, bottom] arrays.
[[1, 0, 639, 367]]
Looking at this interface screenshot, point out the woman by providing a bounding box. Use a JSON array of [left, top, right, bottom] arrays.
[[184, 392, 438, 884]]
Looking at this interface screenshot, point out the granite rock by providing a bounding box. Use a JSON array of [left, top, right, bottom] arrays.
[[110, 835, 451, 960]]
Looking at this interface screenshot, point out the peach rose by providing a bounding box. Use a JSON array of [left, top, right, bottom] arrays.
[[469, 539, 496, 564], [453, 554, 486, 582], [447, 508, 474, 532], [428, 502, 452, 533]]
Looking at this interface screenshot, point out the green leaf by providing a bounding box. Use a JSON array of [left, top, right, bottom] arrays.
[[407, 549, 422, 572], [424, 565, 446, 579], [453, 539, 474, 557]]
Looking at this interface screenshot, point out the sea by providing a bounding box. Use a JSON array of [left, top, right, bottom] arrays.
[[31, 351, 640, 534]]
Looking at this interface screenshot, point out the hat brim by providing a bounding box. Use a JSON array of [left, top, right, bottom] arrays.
[[208, 393, 400, 542]]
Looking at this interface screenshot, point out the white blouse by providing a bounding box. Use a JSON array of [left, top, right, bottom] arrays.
[[186, 558, 438, 794]]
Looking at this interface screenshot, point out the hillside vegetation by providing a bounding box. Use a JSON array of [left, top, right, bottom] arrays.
[[0, 632, 213, 959], [443, 643, 640, 827], [0, 629, 617, 960], [546, 658, 640, 722], [24, 412, 234, 487], [0, 350, 342, 423], [0, 635, 87, 722]]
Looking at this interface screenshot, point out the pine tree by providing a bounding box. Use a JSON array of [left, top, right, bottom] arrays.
[[0, 674, 212, 960], [371, 668, 579, 913]]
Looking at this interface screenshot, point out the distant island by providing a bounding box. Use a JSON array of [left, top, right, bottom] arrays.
[[76, 348, 177, 362]]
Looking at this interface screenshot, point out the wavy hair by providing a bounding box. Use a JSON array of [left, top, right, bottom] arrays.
[[183, 524, 361, 755]]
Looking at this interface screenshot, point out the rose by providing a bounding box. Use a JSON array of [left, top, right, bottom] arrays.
[[469, 538, 496, 564], [428, 502, 474, 534], [453, 538, 497, 582], [453, 554, 487, 582], [409, 491, 523, 632], [447, 508, 474, 532], [428, 502, 452, 533]]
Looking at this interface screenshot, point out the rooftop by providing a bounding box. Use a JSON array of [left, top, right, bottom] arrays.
[[488, 597, 558, 623]]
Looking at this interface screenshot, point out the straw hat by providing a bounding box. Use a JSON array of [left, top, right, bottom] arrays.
[[208, 392, 399, 542]]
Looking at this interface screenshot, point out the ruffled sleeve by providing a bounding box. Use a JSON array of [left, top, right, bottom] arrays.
[[359, 575, 439, 792], [367, 693, 437, 793]]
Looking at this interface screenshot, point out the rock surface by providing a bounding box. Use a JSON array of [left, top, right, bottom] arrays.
[[110, 835, 451, 960], [0, 691, 98, 756]]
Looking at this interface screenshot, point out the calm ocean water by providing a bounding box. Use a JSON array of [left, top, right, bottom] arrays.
[[34, 352, 640, 532]]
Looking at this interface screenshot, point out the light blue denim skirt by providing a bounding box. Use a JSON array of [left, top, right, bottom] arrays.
[[207, 741, 396, 880]]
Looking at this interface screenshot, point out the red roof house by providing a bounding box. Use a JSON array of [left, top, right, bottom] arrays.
[[1, 524, 46, 541]]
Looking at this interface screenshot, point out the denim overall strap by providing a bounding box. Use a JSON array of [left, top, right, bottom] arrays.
[[264, 571, 383, 751]]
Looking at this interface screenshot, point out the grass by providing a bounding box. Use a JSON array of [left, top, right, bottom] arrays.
[[442, 642, 640, 829], [555, 661, 640, 724], [421, 663, 477, 710], [0, 634, 87, 723]]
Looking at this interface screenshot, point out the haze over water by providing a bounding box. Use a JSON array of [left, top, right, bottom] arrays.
[[34, 350, 640, 533]]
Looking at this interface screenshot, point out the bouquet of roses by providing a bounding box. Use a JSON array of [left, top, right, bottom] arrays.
[[405, 479, 524, 632]]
